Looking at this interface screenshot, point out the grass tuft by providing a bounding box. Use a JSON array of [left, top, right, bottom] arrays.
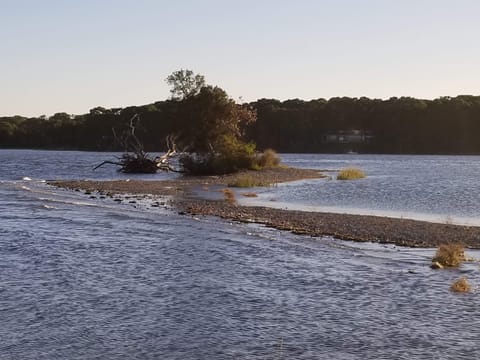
[[337, 167, 366, 180], [432, 243, 465, 268], [255, 149, 281, 169], [221, 188, 236, 204], [241, 192, 258, 197], [450, 277, 472, 293], [227, 175, 270, 188]]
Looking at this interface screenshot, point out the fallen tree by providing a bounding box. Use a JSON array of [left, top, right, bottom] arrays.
[[94, 115, 181, 173], [95, 70, 259, 175]]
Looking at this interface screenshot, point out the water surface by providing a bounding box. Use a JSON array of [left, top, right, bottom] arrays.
[[240, 154, 480, 226], [1, 150, 479, 359]]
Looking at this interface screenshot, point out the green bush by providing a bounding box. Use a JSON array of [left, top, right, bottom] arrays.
[[180, 134, 257, 175], [178, 136, 283, 176], [337, 167, 366, 180], [180, 151, 255, 175]]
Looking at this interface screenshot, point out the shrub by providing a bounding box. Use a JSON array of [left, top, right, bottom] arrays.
[[254, 149, 281, 169], [450, 277, 471, 293], [337, 167, 366, 180], [221, 188, 236, 204], [432, 243, 465, 268], [180, 152, 255, 175], [227, 175, 270, 187], [180, 136, 256, 175]]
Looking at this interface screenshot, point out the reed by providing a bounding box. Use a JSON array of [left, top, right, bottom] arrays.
[[337, 167, 366, 180], [227, 175, 270, 188], [255, 149, 281, 168], [432, 243, 465, 268], [221, 188, 236, 204]]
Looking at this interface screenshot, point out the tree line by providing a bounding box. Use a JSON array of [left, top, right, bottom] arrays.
[[2, 94, 480, 154]]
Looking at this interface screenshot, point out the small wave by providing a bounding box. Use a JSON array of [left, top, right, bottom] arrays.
[[20, 177, 46, 184], [38, 197, 99, 207], [42, 204, 57, 210]]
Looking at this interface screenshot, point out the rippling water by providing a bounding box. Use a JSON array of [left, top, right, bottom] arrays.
[[1, 150, 480, 359], [242, 154, 480, 226]]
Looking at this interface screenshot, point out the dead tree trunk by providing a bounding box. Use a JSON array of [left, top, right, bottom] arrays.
[[94, 115, 182, 173]]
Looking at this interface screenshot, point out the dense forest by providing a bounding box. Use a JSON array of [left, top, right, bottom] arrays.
[[2, 95, 480, 154]]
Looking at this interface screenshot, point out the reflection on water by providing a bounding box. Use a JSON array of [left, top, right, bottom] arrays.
[[1, 150, 480, 359]]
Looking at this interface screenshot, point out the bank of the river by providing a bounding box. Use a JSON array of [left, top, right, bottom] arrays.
[[176, 199, 480, 248], [49, 167, 323, 195], [49, 167, 480, 248]]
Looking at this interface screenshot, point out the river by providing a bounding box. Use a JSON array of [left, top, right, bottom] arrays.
[[1, 150, 479, 359]]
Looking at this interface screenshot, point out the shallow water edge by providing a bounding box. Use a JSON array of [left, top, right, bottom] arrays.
[[49, 173, 480, 248]]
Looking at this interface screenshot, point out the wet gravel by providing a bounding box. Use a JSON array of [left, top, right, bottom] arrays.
[[176, 199, 480, 248], [50, 167, 480, 248]]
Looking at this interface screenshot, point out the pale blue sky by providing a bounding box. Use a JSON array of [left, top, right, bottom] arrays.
[[1, 0, 480, 116]]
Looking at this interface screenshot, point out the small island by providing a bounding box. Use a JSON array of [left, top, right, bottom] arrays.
[[47, 70, 480, 249], [50, 165, 480, 249]]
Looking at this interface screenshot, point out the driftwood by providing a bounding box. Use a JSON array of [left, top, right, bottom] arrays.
[[94, 115, 182, 173]]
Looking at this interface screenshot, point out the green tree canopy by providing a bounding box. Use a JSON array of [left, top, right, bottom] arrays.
[[165, 70, 257, 174], [165, 69, 206, 100], [174, 85, 256, 153]]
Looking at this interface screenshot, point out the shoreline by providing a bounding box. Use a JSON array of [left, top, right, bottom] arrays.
[[175, 199, 480, 248], [49, 167, 480, 248]]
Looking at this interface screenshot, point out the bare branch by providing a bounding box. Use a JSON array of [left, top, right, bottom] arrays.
[[128, 114, 145, 156], [93, 160, 123, 171], [97, 121, 185, 173]]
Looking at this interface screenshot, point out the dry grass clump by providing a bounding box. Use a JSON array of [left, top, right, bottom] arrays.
[[432, 243, 465, 268], [221, 188, 236, 204], [254, 149, 281, 169], [241, 192, 258, 197], [337, 167, 366, 180], [227, 175, 270, 188], [450, 277, 472, 293]]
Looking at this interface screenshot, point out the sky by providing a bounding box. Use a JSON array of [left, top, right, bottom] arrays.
[[1, 0, 480, 117]]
